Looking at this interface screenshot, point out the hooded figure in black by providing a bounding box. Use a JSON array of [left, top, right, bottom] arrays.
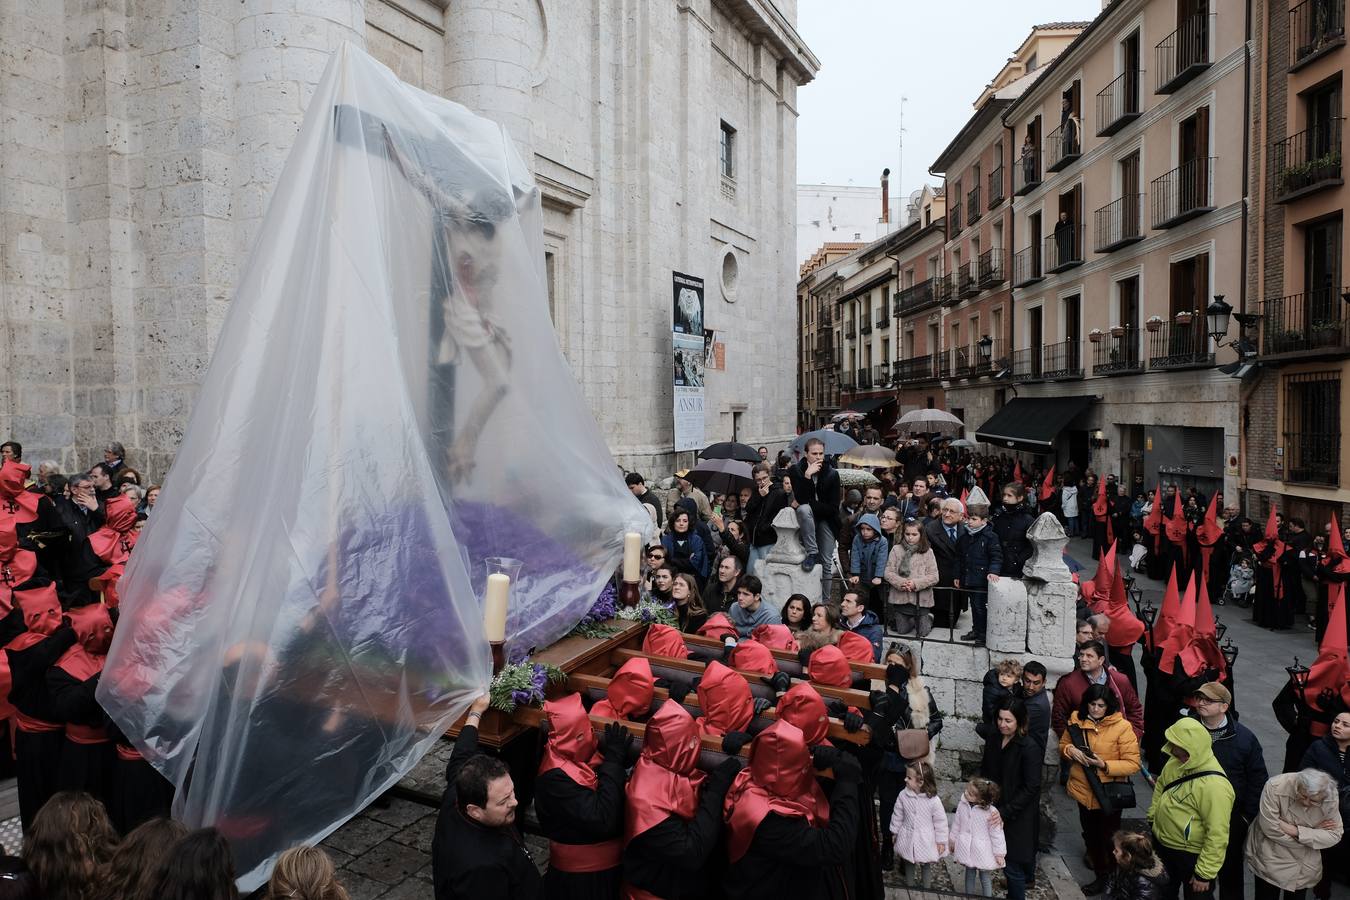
[[46, 602, 116, 805]]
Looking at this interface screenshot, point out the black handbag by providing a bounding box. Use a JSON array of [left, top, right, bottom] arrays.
[[1069, 724, 1137, 811]]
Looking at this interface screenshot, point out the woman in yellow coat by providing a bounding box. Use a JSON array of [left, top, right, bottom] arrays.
[[1060, 683, 1142, 895]]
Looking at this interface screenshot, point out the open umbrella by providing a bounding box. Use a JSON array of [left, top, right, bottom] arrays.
[[789, 429, 858, 457], [684, 458, 753, 496], [839, 444, 900, 469], [837, 468, 880, 489], [949, 438, 977, 450], [895, 408, 965, 434], [831, 410, 866, 422], [699, 441, 762, 464]]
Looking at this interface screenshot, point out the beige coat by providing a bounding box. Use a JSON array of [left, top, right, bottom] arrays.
[[796, 627, 843, 653], [884, 544, 938, 608], [1245, 772, 1343, 891]]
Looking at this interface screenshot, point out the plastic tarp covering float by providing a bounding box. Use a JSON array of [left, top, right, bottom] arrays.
[[96, 43, 651, 889]]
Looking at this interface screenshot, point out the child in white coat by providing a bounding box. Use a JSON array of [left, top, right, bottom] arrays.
[[888, 761, 948, 889], [949, 776, 1006, 897]]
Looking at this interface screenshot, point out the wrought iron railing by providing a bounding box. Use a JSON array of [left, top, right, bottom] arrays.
[[1012, 246, 1042, 287], [1156, 12, 1215, 94], [1097, 69, 1143, 136], [1044, 224, 1085, 273], [1091, 328, 1144, 375], [1291, 0, 1346, 69], [977, 249, 1007, 290], [935, 273, 957, 306], [988, 165, 1005, 208], [1013, 149, 1042, 195], [1273, 119, 1343, 202], [1011, 347, 1042, 382], [1042, 340, 1084, 379], [958, 263, 980, 299], [1147, 319, 1214, 369], [1151, 157, 1215, 228], [1260, 290, 1350, 356], [1094, 194, 1144, 252], [967, 185, 982, 225], [895, 278, 937, 316], [1046, 122, 1082, 172], [895, 354, 939, 383], [857, 368, 872, 390], [951, 201, 963, 233], [1284, 371, 1342, 486]]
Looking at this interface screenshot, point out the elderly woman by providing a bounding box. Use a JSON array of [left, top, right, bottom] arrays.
[[1245, 768, 1343, 899]]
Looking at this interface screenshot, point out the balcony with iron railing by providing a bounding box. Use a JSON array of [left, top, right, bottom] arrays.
[[935, 273, 957, 306], [861, 316, 873, 335], [838, 371, 855, 391], [1091, 328, 1144, 375], [818, 306, 834, 327], [1291, 0, 1345, 70], [1274, 119, 1343, 203], [988, 165, 1005, 208], [1259, 289, 1350, 358], [846, 320, 858, 341], [872, 364, 888, 387], [966, 185, 982, 225], [1096, 69, 1143, 137], [1044, 224, 1085, 273], [895, 277, 938, 316], [951, 202, 963, 233], [876, 306, 890, 327], [857, 368, 872, 390], [895, 354, 940, 384], [977, 249, 1007, 290], [958, 263, 980, 299], [1013, 149, 1042, 195], [1147, 318, 1214, 370], [948, 339, 1005, 379], [1046, 122, 1082, 173], [1152, 157, 1215, 228], [1042, 340, 1084, 380], [1012, 246, 1043, 288], [1094, 194, 1144, 253], [1011, 347, 1043, 382], [1156, 12, 1215, 94]]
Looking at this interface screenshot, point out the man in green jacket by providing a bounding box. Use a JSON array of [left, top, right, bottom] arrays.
[[1147, 717, 1235, 899]]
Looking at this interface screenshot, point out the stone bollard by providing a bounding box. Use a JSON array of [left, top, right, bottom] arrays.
[[1023, 512, 1072, 583], [757, 507, 822, 607], [986, 577, 1029, 653], [1023, 513, 1078, 670]]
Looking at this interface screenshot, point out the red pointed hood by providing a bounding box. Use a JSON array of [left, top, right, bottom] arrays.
[[624, 700, 707, 844], [1013, 461, 1023, 484], [68, 603, 113, 656], [807, 645, 853, 687], [751, 623, 798, 651], [697, 612, 738, 642], [723, 720, 829, 862], [0, 462, 29, 500], [591, 656, 654, 720], [959, 487, 968, 511], [1331, 514, 1346, 558], [775, 682, 830, 746], [1098, 552, 1144, 648], [1091, 542, 1118, 605], [1264, 506, 1281, 541], [89, 496, 139, 564], [14, 583, 61, 637], [1196, 494, 1223, 546], [0, 463, 38, 524], [1143, 484, 1164, 536], [1159, 574, 1198, 675], [696, 661, 754, 736], [643, 624, 690, 659], [1040, 465, 1056, 502], [728, 639, 778, 676], [1307, 591, 1350, 728], [539, 693, 601, 789], [1092, 478, 1108, 519], [836, 631, 874, 663], [1150, 568, 1183, 650]]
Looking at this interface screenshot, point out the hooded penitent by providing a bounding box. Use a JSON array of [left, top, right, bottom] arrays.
[[1254, 506, 1286, 600], [88, 496, 139, 566], [1178, 577, 1225, 679], [1143, 484, 1164, 551], [1303, 588, 1350, 737], [539, 693, 601, 789], [0, 462, 39, 525], [1158, 574, 1198, 675], [1195, 495, 1224, 587], [590, 656, 654, 720], [695, 661, 754, 737], [1148, 567, 1183, 652], [1093, 478, 1114, 547], [1326, 515, 1350, 617], [807, 645, 853, 688], [774, 682, 830, 746], [697, 612, 738, 642], [723, 720, 829, 862], [642, 624, 690, 660], [751, 624, 798, 651], [1164, 494, 1189, 569], [0, 522, 38, 613], [1040, 466, 1056, 503], [56, 604, 115, 742], [1090, 541, 1145, 649], [728, 640, 778, 677], [836, 631, 874, 664], [624, 700, 707, 844]]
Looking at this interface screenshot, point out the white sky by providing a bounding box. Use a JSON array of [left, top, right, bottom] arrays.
[[795, 0, 1102, 197]]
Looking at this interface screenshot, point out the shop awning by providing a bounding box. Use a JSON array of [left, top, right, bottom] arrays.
[[974, 395, 1093, 452], [841, 395, 896, 415]]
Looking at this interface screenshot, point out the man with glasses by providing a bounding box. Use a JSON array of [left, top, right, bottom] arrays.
[[923, 498, 965, 629], [1185, 682, 1267, 900], [744, 463, 788, 577]]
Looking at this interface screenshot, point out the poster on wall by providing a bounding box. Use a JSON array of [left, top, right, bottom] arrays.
[[672, 271, 706, 452]]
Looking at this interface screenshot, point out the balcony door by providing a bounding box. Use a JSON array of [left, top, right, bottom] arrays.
[[1308, 80, 1342, 159], [1179, 0, 1210, 68], [1063, 294, 1081, 372], [1119, 275, 1141, 365], [1122, 30, 1141, 113], [1121, 151, 1141, 234], [1028, 306, 1044, 377], [1029, 211, 1043, 273], [1305, 217, 1343, 328], [1179, 106, 1210, 213]]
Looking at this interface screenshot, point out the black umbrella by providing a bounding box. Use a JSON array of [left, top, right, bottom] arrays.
[[699, 441, 762, 464], [684, 458, 754, 496]]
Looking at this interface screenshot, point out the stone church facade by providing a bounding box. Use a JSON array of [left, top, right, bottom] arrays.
[[0, 0, 817, 478]]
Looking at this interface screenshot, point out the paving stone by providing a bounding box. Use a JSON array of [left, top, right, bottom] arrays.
[[344, 838, 427, 885], [365, 796, 432, 829], [372, 879, 433, 900], [331, 868, 390, 900], [389, 815, 435, 855], [321, 816, 397, 856]]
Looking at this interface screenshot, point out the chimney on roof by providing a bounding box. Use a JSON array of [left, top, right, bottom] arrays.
[[881, 168, 890, 225]]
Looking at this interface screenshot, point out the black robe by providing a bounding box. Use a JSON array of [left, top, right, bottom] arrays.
[[7, 624, 77, 829], [534, 758, 627, 900], [431, 724, 542, 900], [622, 759, 738, 900], [1253, 542, 1294, 630], [722, 773, 860, 900], [979, 732, 1042, 865], [46, 662, 114, 803]]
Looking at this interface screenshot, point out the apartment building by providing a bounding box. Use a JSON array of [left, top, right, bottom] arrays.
[[996, 0, 1246, 499], [799, 243, 867, 429], [1245, 0, 1349, 523]]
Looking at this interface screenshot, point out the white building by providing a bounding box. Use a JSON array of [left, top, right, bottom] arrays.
[[0, 0, 817, 477], [796, 180, 901, 265]]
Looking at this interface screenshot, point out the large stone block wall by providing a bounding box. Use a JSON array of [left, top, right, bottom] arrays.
[[0, 0, 810, 480]]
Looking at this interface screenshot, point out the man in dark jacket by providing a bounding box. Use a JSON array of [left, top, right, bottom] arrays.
[[745, 463, 789, 576], [840, 591, 883, 662], [789, 439, 842, 594], [433, 694, 542, 900], [925, 498, 965, 629], [1186, 682, 1267, 900], [625, 472, 663, 530]]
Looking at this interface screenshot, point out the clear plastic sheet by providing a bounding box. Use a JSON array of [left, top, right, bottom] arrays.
[[96, 44, 651, 889]]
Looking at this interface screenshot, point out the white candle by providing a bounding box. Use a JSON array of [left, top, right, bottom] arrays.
[[483, 573, 509, 643], [623, 531, 641, 582]]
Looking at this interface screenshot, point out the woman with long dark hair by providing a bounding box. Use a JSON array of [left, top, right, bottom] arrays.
[[149, 828, 239, 900], [23, 791, 118, 900], [92, 818, 188, 900], [670, 573, 708, 634], [779, 594, 810, 638], [980, 698, 1043, 900], [662, 509, 708, 580]]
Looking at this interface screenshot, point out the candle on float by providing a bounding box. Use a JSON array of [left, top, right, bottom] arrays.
[[483, 573, 510, 643], [623, 531, 641, 582]]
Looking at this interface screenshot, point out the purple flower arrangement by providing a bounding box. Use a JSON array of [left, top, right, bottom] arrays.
[[567, 581, 621, 639], [488, 659, 566, 713]]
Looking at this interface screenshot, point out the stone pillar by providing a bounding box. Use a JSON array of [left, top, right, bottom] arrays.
[[443, 0, 536, 165], [757, 507, 822, 607], [1023, 513, 1078, 662], [986, 577, 1028, 653]]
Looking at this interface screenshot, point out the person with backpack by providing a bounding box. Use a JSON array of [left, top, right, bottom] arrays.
[[1147, 718, 1235, 900]]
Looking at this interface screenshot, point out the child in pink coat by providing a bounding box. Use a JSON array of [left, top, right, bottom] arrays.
[[888, 761, 948, 889], [949, 776, 1006, 897]]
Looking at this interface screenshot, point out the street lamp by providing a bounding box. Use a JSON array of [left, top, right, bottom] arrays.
[[1214, 617, 1227, 642], [1206, 295, 1232, 342], [1287, 656, 1311, 704], [977, 335, 993, 362], [1221, 638, 1238, 670]]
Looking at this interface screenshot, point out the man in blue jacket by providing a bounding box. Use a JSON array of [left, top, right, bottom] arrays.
[[840, 591, 883, 662], [955, 492, 1003, 646], [1186, 681, 1267, 900]]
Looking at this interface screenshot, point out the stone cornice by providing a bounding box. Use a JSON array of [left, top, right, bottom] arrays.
[[710, 0, 821, 84]]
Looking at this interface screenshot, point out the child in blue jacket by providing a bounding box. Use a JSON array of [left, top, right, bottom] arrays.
[[955, 503, 1002, 646], [850, 512, 889, 615]]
